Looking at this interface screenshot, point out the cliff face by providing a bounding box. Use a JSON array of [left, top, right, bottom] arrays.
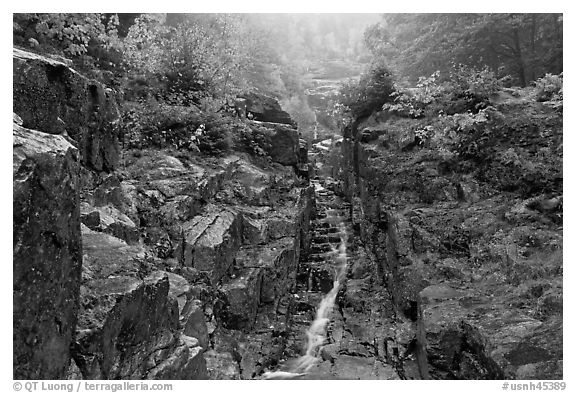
[[340, 92, 563, 379], [13, 48, 313, 380], [13, 120, 82, 379], [13, 48, 120, 172]]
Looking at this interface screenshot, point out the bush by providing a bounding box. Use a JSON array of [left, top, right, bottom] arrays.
[[534, 73, 563, 102], [383, 71, 443, 118], [232, 123, 272, 157], [196, 114, 233, 155], [339, 63, 395, 119], [448, 64, 501, 101], [120, 100, 202, 148], [383, 65, 502, 118]]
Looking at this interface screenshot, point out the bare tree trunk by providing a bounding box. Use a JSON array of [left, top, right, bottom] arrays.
[[513, 28, 527, 87]]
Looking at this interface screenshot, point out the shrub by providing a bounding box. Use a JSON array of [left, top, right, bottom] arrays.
[[121, 100, 203, 150], [14, 14, 122, 59], [383, 71, 443, 118], [233, 123, 272, 157], [448, 64, 501, 102], [534, 73, 563, 102], [339, 63, 395, 119], [383, 65, 502, 119], [196, 114, 233, 155]]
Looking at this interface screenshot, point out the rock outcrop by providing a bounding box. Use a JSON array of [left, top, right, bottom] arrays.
[[339, 93, 563, 379], [13, 121, 82, 379], [250, 122, 301, 166], [72, 226, 207, 379], [13, 48, 120, 172], [241, 92, 296, 126]]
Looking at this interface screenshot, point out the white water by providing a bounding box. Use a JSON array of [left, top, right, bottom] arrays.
[[264, 220, 348, 379]]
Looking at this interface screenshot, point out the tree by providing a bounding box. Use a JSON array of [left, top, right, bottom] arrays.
[[365, 13, 563, 86], [122, 14, 262, 104]]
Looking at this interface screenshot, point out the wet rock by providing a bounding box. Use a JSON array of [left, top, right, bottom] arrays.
[[13, 122, 81, 379], [218, 268, 263, 330], [80, 203, 139, 244], [146, 271, 191, 314], [251, 122, 301, 166], [241, 91, 296, 126], [73, 228, 206, 379], [241, 215, 267, 245], [146, 335, 207, 379], [181, 299, 210, 350], [204, 350, 241, 379], [420, 284, 562, 379], [266, 218, 295, 240], [177, 208, 242, 282], [13, 48, 120, 171], [234, 238, 298, 304], [93, 175, 139, 224], [332, 355, 399, 380]]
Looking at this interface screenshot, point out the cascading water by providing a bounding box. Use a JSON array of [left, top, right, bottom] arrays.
[[263, 218, 348, 379]]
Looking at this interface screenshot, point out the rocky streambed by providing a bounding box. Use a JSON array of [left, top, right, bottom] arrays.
[[13, 48, 562, 380]]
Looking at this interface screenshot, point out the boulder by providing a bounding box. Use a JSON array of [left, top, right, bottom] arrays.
[[420, 285, 563, 379], [13, 122, 82, 379], [92, 175, 139, 222], [236, 238, 297, 304], [145, 271, 191, 314], [146, 335, 207, 380], [80, 203, 139, 244], [204, 350, 241, 379], [218, 268, 263, 331], [241, 91, 296, 126], [216, 238, 297, 332], [73, 228, 207, 379], [177, 208, 242, 282], [252, 122, 301, 166], [332, 355, 400, 380], [265, 218, 295, 240], [13, 48, 120, 171], [181, 299, 210, 350]]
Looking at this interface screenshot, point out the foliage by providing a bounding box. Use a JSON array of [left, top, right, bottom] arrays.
[[338, 63, 396, 120], [365, 13, 563, 87], [534, 73, 563, 102], [383, 71, 443, 118], [120, 100, 202, 149], [120, 99, 277, 157], [383, 65, 501, 119], [448, 64, 502, 102], [195, 115, 233, 155], [233, 123, 273, 157], [13, 13, 122, 67], [122, 14, 262, 104]]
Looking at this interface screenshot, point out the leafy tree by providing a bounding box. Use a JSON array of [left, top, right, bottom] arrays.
[[122, 14, 263, 104], [14, 13, 120, 57], [365, 13, 562, 86], [338, 63, 395, 120]]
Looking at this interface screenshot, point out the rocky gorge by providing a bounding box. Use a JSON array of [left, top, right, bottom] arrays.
[[13, 44, 563, 381]]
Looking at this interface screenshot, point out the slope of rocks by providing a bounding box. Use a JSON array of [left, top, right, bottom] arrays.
[[339, 91, 563, 379], [13, 48, 314, 380]]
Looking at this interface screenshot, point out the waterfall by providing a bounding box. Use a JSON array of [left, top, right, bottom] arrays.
[[263, 221, 348, 379]]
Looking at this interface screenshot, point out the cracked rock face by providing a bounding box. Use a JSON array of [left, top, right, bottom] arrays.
[[340, 97, 563, 379], [13, 122, 82, 379], [13, 48, 120, 172], [73, 226, 207, 379]]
